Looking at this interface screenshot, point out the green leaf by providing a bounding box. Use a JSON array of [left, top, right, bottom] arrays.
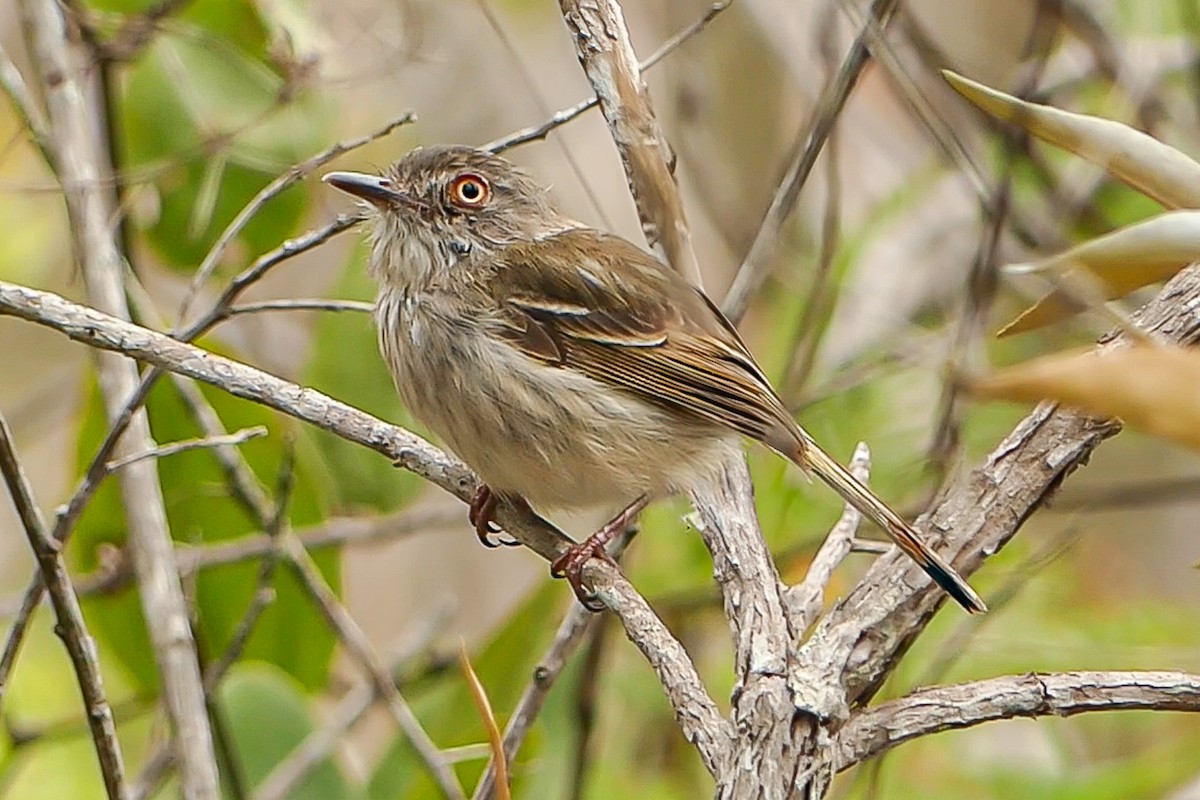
[[115, 9, 332, 272], [220, 662, 362, 800], [70, 356, 339, 694]]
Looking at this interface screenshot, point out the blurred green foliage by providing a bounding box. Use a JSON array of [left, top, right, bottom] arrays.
[[2, 0, 1199, 798]]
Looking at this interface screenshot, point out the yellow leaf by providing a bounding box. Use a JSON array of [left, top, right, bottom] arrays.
[[972, 345, 1200, 451], [943, 70, 1200, 210], [999, 210, 1200, 335]]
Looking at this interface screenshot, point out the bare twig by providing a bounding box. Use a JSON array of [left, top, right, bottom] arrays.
[[253, 605, 452, 800], [105, 426, 267, 471], [225, 299, 374, 317], [583, 560, 732, 775], [787, 442, 871, 630], [282, 536, 466, 800], [559, 0, 701, 284], [484, 1, 732, 154], [0, 413, 129, 800], [94, 0, 196, 62], [0, 39, 49, 150], [178, 112, 414, 323], [0, 584, 42, 702], [835, 671, 1200, 768], [781, 77, 843, 398], [20, 0, 220, 793], [0, 507, 456, 619], [722, 0, 901, 324]]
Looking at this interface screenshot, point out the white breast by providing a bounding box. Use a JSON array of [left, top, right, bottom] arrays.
[[374, 288, 739, 512]]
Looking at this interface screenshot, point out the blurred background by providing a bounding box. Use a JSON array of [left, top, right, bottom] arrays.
[[1, 0, 1199, 797]]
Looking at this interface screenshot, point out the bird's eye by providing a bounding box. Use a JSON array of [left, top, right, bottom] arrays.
[[449, 174, 490, 208]]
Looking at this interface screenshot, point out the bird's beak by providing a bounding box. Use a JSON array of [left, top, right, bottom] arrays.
[[322, 171, 423, 211]]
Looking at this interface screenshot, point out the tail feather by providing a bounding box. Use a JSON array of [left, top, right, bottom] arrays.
[[796, 439, 987, 614]]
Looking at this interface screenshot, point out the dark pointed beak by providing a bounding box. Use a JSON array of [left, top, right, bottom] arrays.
[[323, 171, 422, 211]]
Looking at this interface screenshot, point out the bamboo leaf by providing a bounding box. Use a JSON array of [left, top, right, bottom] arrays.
[[999, 210, 1200, 335]]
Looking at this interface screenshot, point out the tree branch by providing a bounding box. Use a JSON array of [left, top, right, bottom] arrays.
[[721, 0, 901, 324], [0, 278, 731, 772], [835, 671, 1200, 768], [18, 0, 220, 795], [0, 412, 129, 800]]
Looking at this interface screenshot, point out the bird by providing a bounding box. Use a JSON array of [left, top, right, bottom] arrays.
[[323, 145, 985, 614]]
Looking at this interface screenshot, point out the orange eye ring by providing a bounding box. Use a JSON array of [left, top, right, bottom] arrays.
[[449, 173, 491, 208]]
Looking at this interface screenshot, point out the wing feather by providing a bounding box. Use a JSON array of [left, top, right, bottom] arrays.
[[490, 229, 797, 446]]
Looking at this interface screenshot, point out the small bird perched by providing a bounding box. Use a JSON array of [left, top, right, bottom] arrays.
[[324, 145, 985, 614]]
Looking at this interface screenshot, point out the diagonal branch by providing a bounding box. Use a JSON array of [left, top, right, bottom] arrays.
[[0, 412, 129, 800], [721, 0, 901, 324], [793, 263, 1200, 730], [835, 670, 1200, 768], [557, 1, 798, 793], [0, 278, 728, 774], [558, 0, 702, 285]]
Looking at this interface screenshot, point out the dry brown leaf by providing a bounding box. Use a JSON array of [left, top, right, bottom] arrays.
[[943, 70, 1200, 210], [999, 211, 1200, 335], [972, 345, 1200, 451]]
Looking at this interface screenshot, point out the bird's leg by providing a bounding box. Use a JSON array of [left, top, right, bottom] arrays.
[[468, 484, 522, 548], [551, 495, 649, 611]]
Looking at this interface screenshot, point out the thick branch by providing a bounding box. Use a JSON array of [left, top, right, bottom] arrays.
[[836, 671, 1200, 768], [557, 2, 801, 795], [792, 265, 1200, 727]]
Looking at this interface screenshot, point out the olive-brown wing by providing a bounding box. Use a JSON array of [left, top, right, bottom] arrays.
[[490, 229, 797, 445]]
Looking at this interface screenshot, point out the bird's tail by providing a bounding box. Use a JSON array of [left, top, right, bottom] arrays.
[[794, 438, 987, 614]]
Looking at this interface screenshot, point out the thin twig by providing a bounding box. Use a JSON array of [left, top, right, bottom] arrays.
[[786, 442, 871, 630], [0, 39, 49, 151], [471, 0, 612, 230], [722, 0, 901, 324], [253, 604, 453, 800], [565, 619, 607, 800], [178, 112, 414, 324], [225, 299, 374, 317], [0, 412, 129, 800], [0, 507, 455, 620], [582, 559, 732, 776], [928, 23, 1055, 482], [105, 426, 267, 471], [282, 536, 466, 800]]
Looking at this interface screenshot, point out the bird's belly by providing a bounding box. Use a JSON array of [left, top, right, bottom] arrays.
[[383, 307, 738, 510]]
